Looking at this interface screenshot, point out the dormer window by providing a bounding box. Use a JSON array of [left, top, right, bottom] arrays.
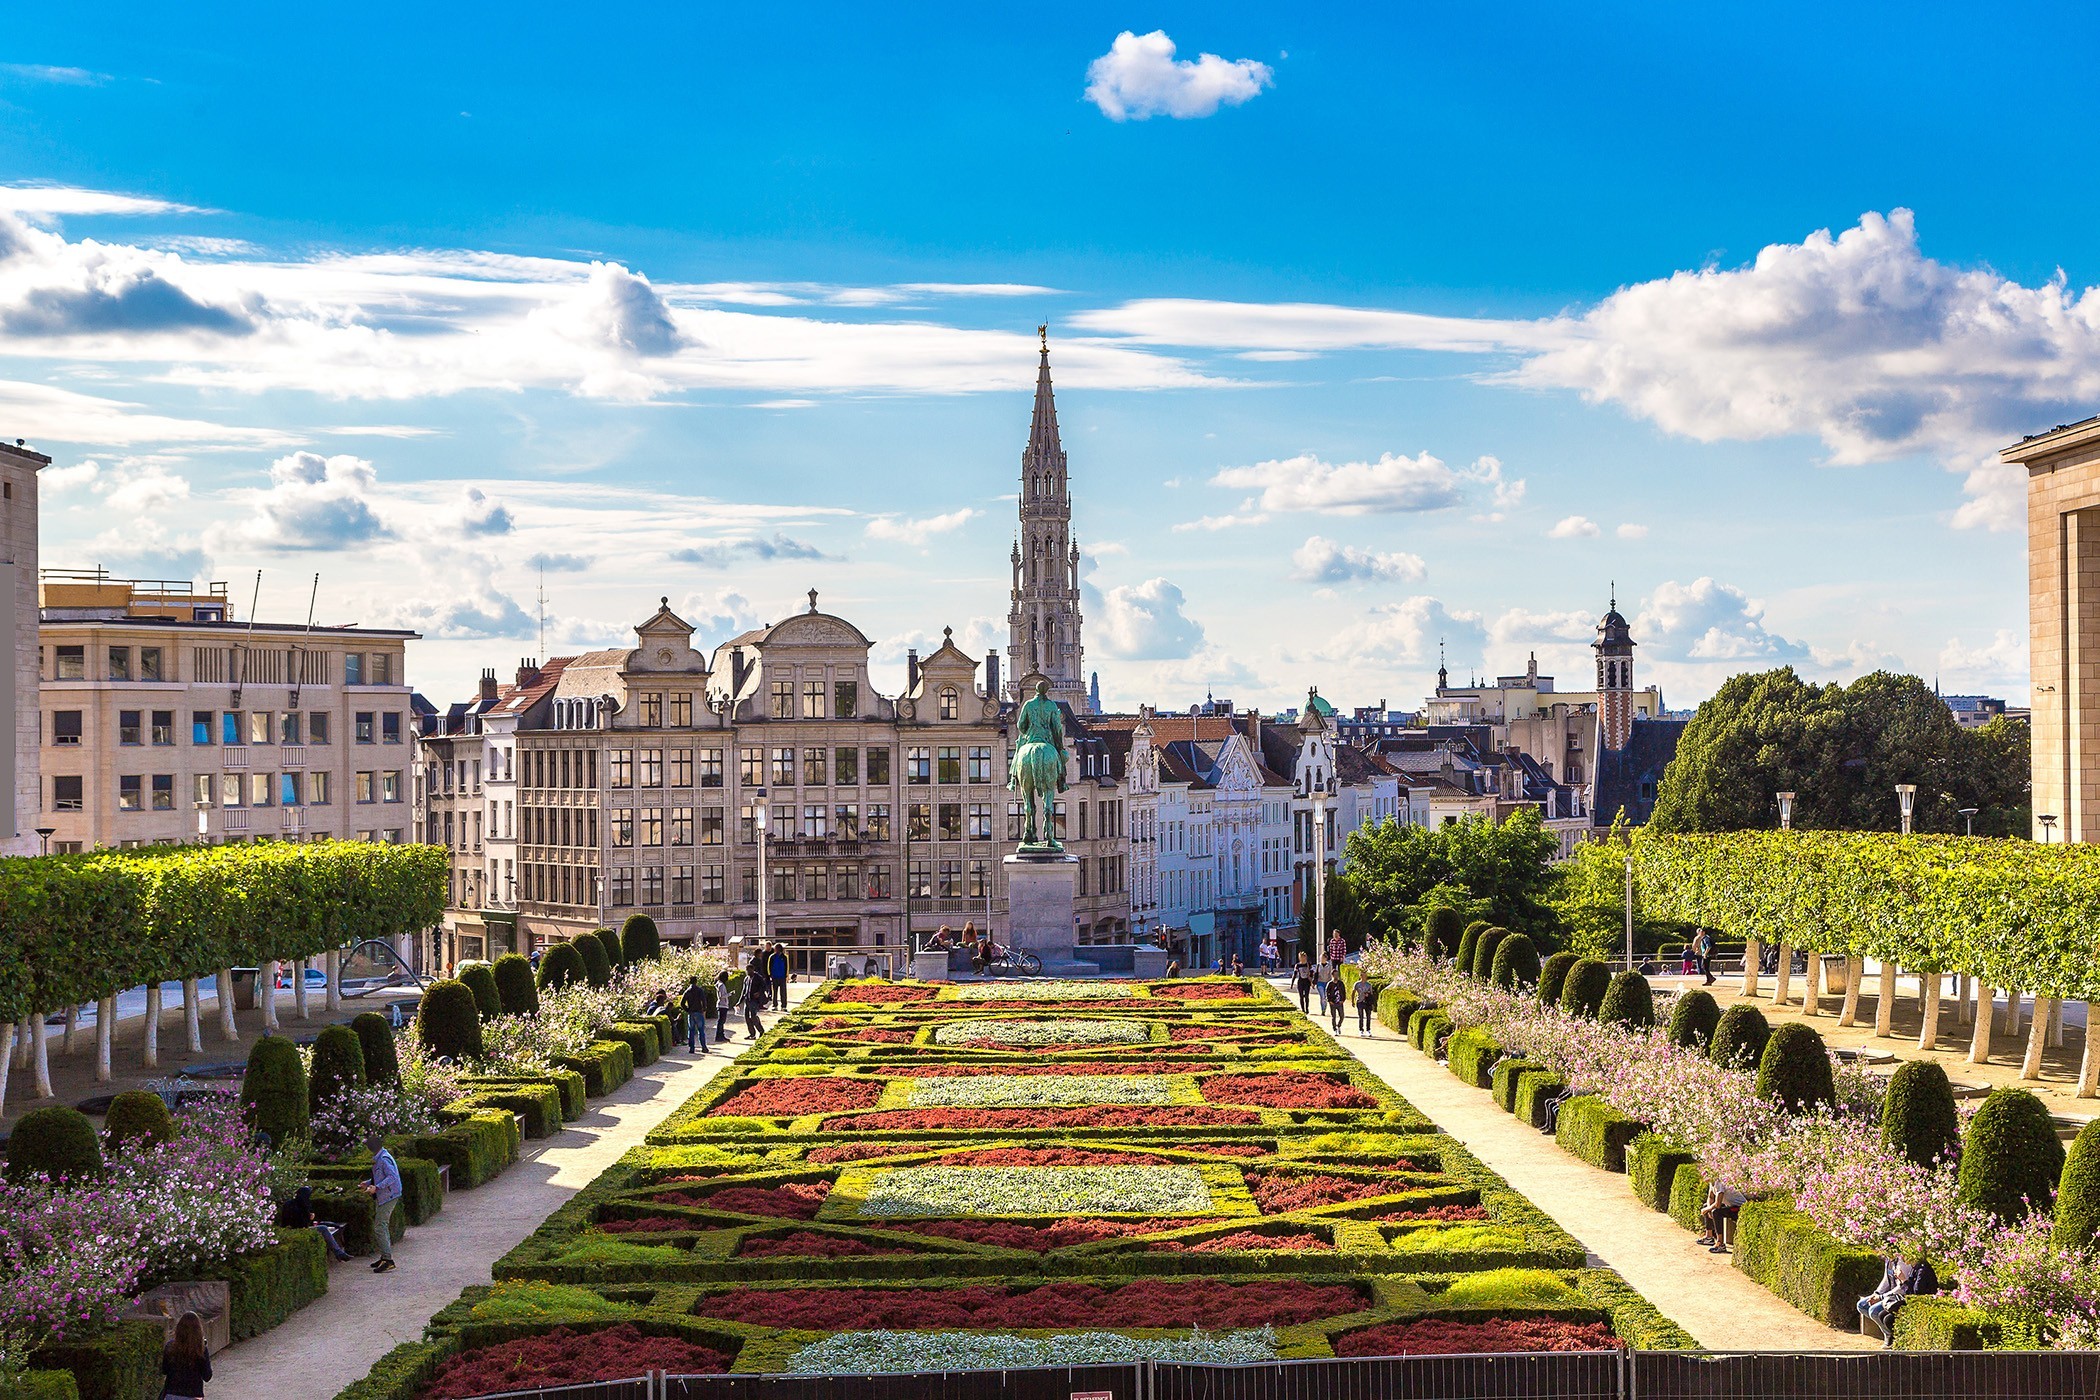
[[939, 686, 959, 720]]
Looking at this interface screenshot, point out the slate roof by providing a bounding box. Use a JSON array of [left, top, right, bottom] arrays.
[[1590, 716, 1688, 827]]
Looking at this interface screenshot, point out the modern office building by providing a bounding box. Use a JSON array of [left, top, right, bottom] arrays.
[[1, 440, 45, 858]]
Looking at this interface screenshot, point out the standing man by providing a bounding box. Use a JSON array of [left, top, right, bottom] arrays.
[[1293, 955, 1315, 1014], [743, 961, 768, 1039], [714, 967, 734, 1043], [681, 976, 709, 1054], [1327, 928, 1347, 971], [1692, 927, 1717, 987], [1353, 973, 1379, 1037], [361, 1132, 402, 1274], [768, 942, 790, 1010]]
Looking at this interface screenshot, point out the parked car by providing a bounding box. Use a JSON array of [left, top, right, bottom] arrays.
[[275, 966, 330, 992]]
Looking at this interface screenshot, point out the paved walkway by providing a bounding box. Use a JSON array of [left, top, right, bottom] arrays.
[[1314, 1006, 1881, 1353], [212, 985, 809, 1400]]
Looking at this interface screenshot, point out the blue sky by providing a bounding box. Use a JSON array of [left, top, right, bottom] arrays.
[[3, 3, 2096, 710]]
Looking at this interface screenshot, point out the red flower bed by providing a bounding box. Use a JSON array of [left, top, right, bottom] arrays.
[[420, 1325, 730, 1398], [694, 1278, 1365, 1330], [824, 985, 939, 1004], [661, 1182, 831, 1219], [1151, 1230, 1332, 1253], [597, 1215, 701, 1234], [806, 1143, 916, 1165], [1246, 1171, 1409, 1212], [737, 1231, 909, 1258], [1152, 982, 1250, 1000], [823, 1105, 1260, 1131], [828, 1027, 915, 1043], [708, 1077, 883, 1117], [1199, 1072, 1379, 1109], [897, 1218, 1202, 1250], [1189, 1142, 1272, 1158], [931, 1146, 1174, 1167], [1375, 1202, 1489, 1223], [1335, 1318, 1621, 1356]]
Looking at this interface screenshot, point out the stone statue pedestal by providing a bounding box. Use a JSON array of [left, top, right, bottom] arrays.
[[1004, 853, 1097, 974]]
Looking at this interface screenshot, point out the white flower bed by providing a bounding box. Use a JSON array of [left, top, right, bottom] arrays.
[[931, 1019, 1150, 1047], [955, 980, 1136, 1000], [852, 1164, 1215, 1218], [787, 1328, 1278, 1374], [905, 1073, 1173, 1107]]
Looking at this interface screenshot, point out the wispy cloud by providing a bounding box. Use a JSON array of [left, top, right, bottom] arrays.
[[0, 64, 114, 87]]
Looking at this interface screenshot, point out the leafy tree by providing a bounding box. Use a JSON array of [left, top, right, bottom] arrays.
[[1344, 810, 1560, 949], [1298, 867, 1371, 953]]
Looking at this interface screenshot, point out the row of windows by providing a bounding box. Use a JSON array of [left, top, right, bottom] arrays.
[[768, 679, 861, 720], [47, 707, 407, 748], [518, 743, 1008, 791], [49, 769, 404, 812], [44, 645, 397, 685]]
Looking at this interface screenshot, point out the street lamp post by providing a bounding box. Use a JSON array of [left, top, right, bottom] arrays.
[[2038, 814, 2058, 845], [1776, 792, 1796, 831], [1958, 807, 1979, 838], [34, 826, 54, 856], [1623, 854, 1635, 974], [1310, 790, 1328, 966], [755, 788, 770, 960], [1896, 784, 1917, 836]]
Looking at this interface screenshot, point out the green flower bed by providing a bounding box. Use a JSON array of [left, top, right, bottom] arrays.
[[931, 1019, 1151, 1046]]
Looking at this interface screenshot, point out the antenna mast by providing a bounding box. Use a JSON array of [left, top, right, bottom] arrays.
[[537, 564, 547, 658]]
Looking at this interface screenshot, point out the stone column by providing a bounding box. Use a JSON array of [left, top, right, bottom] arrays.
[[1741, 939, 1762, 999], [182, 979, 203, 1052], [1839, 956, 1865, 1026], [1917, 973, 1942, 1051], [216, 968, 239, 1041], [2022, 997, 2057, 1081], [1968, 988, 1995, 1065], [1770, 944, 1794, 1010], [1873, 962, 1896, 1037], [142, 985, 161, 1069]]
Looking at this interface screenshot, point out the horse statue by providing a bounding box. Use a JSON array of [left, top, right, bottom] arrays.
[[1008, 679, 1068, 852]]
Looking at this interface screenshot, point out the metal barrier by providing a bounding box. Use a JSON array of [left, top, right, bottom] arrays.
[[665, 1366, 1143, 1400], [1632, 1349, 2100, 1399], [1151, 1352, 1624, 1400]]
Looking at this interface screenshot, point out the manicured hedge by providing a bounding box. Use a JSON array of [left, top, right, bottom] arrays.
[[1667, 1163, 1711, 1233], [492, 953, 539, 1015], [1373, 985, 1421, 1034], [606, 1022, 660, 1068], [1515, 1071, 1568, 1130], [1957, 1087, 2065, 1222], [459, 963, 504, 1020], [416, 979, 485, 1061], [621, 913, 662, 964], [398, 1109, 519, 1189], [29, 1318, 162, 1400], [1424, 907, 1464, 961], [211, 1229, 335, 1338], [1730, 1197, 1883, 1328], [310, 1185, 412, 1255], [6, 1105, 104, 1182], [2056, 1119, 2100, 1253], [448, 1083, 563, 1139], [466, 1070, 586, 1122], [1664, 989, 1721, 1050], [1455, 922, 1484, 975], [1709, 1002, 1771, 1072], [309, 1155, 445, 1226], [1490, 933, 1541, 992], [1756, 1022, 1834, 1114], [574, 933, 614, 987], [1489, 1057, 1543, 1114], [1626, 1132, 1696, 1213], [555, 1041, 635, 1097], [1891, 1296, 2005, 1350], [1408, 1008, 1450, 1054], [103, 1090, 173, 1153], [327, 1337, 460, 1400], [536, 941, 587, 992], [1558, 959, 1611, 1019], [1597, 971, 1656, 1031], [1881, 1059, 1960, 1171], [1555, 1095, 1646, 1173], [239, 1034, 310, 1148], [13, 1371, 79, 1400], [1537, 951, 1579, 1008], [307, 1023, 367, 1118], [593, 926, 627, 972], [1445, 1027, 1505, 1089], [1471, 926, 1510, 981], [352, 1010, 401, 1087]]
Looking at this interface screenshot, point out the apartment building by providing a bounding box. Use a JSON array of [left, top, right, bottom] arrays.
[[37, 571, 417, 850], [2, 441, 45, 857]]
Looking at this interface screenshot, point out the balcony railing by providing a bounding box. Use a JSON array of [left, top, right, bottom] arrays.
[[280, 745, 307, 768]]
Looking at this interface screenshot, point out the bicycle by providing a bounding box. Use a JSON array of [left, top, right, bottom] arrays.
[[980, 945, 1043, 976]]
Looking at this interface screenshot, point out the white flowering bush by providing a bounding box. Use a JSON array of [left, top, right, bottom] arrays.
[[786, 1327, 1278, 1374], [849, 1164, 1215, 1218], [396, 1030, 469, 1114], [932, 1019, 1149, 1046], [311, 1083, 437, 1158], [905, 1074, 1175, 1108]]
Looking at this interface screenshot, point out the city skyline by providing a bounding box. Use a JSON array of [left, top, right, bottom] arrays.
[[6, 6, 2096, 711]]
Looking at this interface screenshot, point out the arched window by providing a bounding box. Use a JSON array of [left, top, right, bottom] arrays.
[[938, 686, 959, 720]]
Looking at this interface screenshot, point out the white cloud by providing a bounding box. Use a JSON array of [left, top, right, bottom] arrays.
[[671, 533, 829, 567], [1321, 595, 1487, 666], [0, 378, 293, 450], [40, 458, 101, 491], [1084, 30, 1273, 121], [207, 451, 392, 553], [0, 185, 199, 218], [453, 487, 514, 537], [1548, 515, 1601, 539], [1173, 511, 1269, 533], [0, 65, 114, 87], [865, 508, 977, 546], [1208, 451, 1519, 518], [680, 587, 760, 641], [526, 551, 591, 573], [78, 516, 204, 583], [1094, 577, 1205, 659], [1937, 629, 2026, 692], [1636, 578, 1809, 663], [1488, 607, 1598, 646], [1289, 535, 1426, 584], [1616, 523, 1649, 540], [368, 587, 534, 640]]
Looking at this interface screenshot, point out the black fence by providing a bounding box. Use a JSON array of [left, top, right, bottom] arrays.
[[467, 1353, 2100, 1400]]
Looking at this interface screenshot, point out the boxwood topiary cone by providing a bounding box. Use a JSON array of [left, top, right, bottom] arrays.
[[238, 1034, 311, 1147], [537, 941, 587, 992], [1709, 1003, 1772, 1071], [1424, 907, 1464, 961], [352, 1010, 401, 1087], [1665, 988, 1721, 1050], [1538, 951, 1579, 1007], [2052, 1119, 2100, 1253], [104, 1089, 175, 1153], [1558, 958, 1612, 1019], [493, 952, 540, 1015], [1455, 922, 1484, 974], [459, 963, 503, 1020], [1598, 970, 1657, 1030], [415, 978, 486, 1061], [1755, 1021, 1835, 1113], [1471, 927, 1511, 981], [620, 913, 662, 963], [4, 1105, 104, 1182], [573, 933, 613, 987], [1490, 933, 1542, 991], [306, 1023, 367, 1119], [1958, 1087, 2067, 1223], [1880, 1059, 1960, 1170], [593, 926, 625, 972]]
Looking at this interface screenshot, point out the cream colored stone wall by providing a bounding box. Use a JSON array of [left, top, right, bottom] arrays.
[[1, 444, 44, 857], [2014, 423, 2100, 843]]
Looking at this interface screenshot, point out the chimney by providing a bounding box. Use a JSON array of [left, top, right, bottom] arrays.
[[479, 667, 499, 702], [906, 647, 920, 692], [516, 657, 541, 688], [730, 650, 748, 695], [985, 651, 1001, 700]]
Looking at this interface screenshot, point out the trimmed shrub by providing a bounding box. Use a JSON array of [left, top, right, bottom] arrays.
[[102, 1090, 174, 1153], [397, 1109, 519, 1189], [1598, 971, 1657, 1030], [448, 1082, 563, 1139], [307, 1023, 367, 1119], [555, 1040, 635, 1097], [607, 1022, 660, 1067], [1733, 1199, 1883, 1327], [1881, 1059, 1961, 1171], [1627, 1132, 1696, 1213], [620, 913, 662, 963], [1664, 989, 1721, 1050], [198, 1228, 329, 1339], [1489, 1057, 1543, 1113], [309, 1183, 409, 1255], [29, 1318, 161, 1400], [1755, 1022, 1834, 1114], [1408, 1008, 1451, 1054], [536, 941, 588, 992], [1374, 985, 1422, 1034], [1470, 926, 1510, 981], [1515, 1071, 1568, 1130], [459, 963, 503, 1021], [1892, 1296, 2004, 1350], [1537, 951, 1579, 1008], [1667, 1163, 1712, 1233], [1425, 907, 1464, 961], [352, 1010, 401, 1088], [1557, 958, 1611, 1019], [1455, 923, 1483, 976], [467, 1070, 586, 1121], [415, 979, 486, 1062], [307, 1154, 445, 1225], [2054, 1119, 2100, 1254], [239, 1034, 310, 1148], [13, 1372, 77, 1400], [492, 953, 540, 1016], [1489, 933, 1541, 991], [1957, 1087, 2066, 1223], [594, 926, 626, 972], [1446, 1028, 1505, 1088], [1709, 1002, 1772, 1071], [5, 1105, 104, 1182], [1556, 1094, 1645, 1173], [573, 933, 614, 987]]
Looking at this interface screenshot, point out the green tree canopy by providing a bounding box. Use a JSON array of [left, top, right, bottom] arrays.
[[1343, 808, 1560, 945]]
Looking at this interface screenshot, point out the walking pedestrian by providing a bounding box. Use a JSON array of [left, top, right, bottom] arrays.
[[1693, 927, 1717, 987], [743, 963, 768, 1039], [361, 1132, 401, 1273], [1293, 955, 1314, 1013], [161, 1311, 211, 1400], [681, 976, 710, 1054], [1353, 973, 1379, 1037], [714, 968, 734, 1042], [1324, 975, 1346, 1031], [768, 942, 790, 1009]]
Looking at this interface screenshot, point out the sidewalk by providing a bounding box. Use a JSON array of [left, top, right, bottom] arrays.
[[209, 984, 807, 1400], [1318, 1011, 1882, 1353]]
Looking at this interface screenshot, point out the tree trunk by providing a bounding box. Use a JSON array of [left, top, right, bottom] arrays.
[[216, 969, 239, 1041], [2079, 1005, 2100, 1099], [32, 1013, 53, 1098], [2022, 997, 2057, 1080], [1873, 962, 1896, 1037], [1918, 974, 1942, 1051], [10, 1018, 25, 1068], [1839, 956, 1864, 1026], [1770, 943, 1794, 1009], [2003, 988, 2025, 1038], [63, 1004, 81, 1055], [292, 958, 311, 1021], [325, 950, 342, 1012], [1956, 974, 1973, 1025], [182, 979, 203, 1052], [2048, 998, 2067, 1049], [1968, 987, 1994, 1065], [260, 961, 279, 1032], [0, 1021, 13, 1118], [1741, 939, 1762, 999], [142, 985, 161, 1069], [95, 996, 114, 1082]]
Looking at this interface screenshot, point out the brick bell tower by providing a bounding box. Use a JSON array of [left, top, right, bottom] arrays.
[[1595, 588, 1636, 752]]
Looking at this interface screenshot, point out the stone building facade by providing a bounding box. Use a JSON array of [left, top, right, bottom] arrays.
[[1, 441, 43, 858]]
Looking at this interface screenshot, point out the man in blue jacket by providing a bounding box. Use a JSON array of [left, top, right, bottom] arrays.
[[361, 1133, 402, 1273], [768, 942, 790, 1009]]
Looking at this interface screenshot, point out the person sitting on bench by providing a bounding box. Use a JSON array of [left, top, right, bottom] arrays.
[[1697, 1182, 1747, 1252]]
